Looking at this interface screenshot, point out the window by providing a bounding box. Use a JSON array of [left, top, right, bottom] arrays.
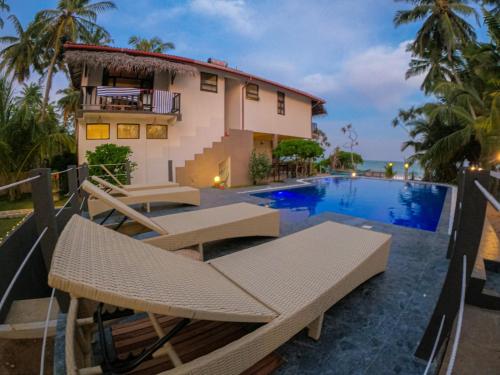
[[117, 124, 140, 139], [146, 124, 168, 139], [277, 92, 285, 115], [200, 72, 218, 93], [246, 83, 259, 100], [86, 123, 110, 140]]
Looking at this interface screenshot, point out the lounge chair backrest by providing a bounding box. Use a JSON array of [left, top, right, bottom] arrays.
[[100, 164, 125, 187], [92, 175, 130, 196], [49, 215, 277, 323], [81, 181, 167, 235]]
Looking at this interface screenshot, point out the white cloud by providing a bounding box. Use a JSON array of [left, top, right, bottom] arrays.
[[301, 73, 339, 94], [189, 0, 256, 35], [301, 41, 422, 110]]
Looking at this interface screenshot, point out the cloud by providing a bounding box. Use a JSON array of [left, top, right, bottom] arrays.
[[189, 0, 256, 36], [301, 73, 339, 95], [301, 41, 422, 110]]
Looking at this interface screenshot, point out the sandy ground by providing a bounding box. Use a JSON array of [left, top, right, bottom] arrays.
[[0, 338, 53, 374]]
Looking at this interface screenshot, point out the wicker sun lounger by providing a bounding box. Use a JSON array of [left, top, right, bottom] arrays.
[[100, 164, 180, 190], [82, 181, 280, 257], [50, 215, 391, 375], [86, 178, 201, 218]]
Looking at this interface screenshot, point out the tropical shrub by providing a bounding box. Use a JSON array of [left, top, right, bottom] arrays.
[[331, 148, 364, 170], [385, 163, 396, 179], [86, 144, 137, 184], [273, 139, 324, 177], [249, 151, 271, 185]]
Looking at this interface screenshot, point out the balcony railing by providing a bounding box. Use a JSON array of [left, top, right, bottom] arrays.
[[80, 86, 180, 115]]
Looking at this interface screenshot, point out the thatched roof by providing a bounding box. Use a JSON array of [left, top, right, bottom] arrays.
[[64, 44, 327, 110], [65, 50, 198, 87]]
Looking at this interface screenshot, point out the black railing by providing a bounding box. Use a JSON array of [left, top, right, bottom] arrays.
[[80, 86, 181, 114], [416, 167, 500, 367]]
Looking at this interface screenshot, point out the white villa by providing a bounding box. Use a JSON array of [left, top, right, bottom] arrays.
[[65, 43, 326, 187]]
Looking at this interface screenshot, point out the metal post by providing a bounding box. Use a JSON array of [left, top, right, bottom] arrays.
[[67, 165, 79, 215], [78, 163, 89, 212], [415, 169, 490, 360], [78, 163, 88, 194], [29, 168, 69, 312], [447, 168, 466, 258], [125, 161, 131, 184]]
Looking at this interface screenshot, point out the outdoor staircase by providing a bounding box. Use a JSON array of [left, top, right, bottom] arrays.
[[176, 129, 253, 188], [170, 125, 223, 169]]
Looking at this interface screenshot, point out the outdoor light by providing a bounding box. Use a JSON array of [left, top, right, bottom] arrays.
[[388, 162, 393, 167], [404, 163, 409, 169], [351, 172, 357, 177], [470, 166, 477, 171], [214, 175, 221, 183]]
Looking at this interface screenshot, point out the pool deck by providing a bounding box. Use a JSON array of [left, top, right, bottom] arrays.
[[55, 179, 454, 374]]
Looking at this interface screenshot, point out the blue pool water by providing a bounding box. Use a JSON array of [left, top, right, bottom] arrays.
[[252, 177, 448, 231]]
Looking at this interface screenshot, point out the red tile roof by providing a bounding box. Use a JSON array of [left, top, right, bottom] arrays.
[[64, 43, 326, 104]]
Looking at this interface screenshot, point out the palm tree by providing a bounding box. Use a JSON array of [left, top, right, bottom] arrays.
[[34, 0, 116, 118], [393, 104, 481, 181], [0, 76, 75, 199], [57, 86, 80, 129], [394, 0, 478, 80], [0, 15, 42, 82], [128, 36, 175, 53], [81, 27, 114, 45], [0, 0, 9, 29]]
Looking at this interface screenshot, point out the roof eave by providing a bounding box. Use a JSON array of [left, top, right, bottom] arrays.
[[63, 43, 327, 104]]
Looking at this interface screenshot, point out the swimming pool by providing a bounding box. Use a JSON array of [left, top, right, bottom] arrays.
[[251, 177, 448, 231]]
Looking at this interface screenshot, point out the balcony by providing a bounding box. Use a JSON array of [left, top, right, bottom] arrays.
[[80, 86, 180, 117]]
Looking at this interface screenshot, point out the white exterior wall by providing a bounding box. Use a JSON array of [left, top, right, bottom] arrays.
[[167, 69, 225, 169], [77, 63, 315, 185], [243, 82, 312, 138], [225, 79, 242, 132], [78, 68, 226, 184]]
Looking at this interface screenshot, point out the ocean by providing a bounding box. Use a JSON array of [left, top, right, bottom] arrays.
[[358, 160, 424, 179]]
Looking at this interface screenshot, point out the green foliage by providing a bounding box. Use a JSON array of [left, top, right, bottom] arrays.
[[393, 4, 500, 182], [33, 0, 116, 113], [128, 36, 175, 53], [57, 86, 80, 131], [86, 143, 137, 184], [273, 139, 324, 160], [315, 157, 331, 173], [384, 163, 396, 179], [273, 139, 324, 177], [0, 75, 75, 200], [248, 151, 271, 185], [332, 149, 364, 170]]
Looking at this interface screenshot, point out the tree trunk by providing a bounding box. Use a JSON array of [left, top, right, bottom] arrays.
[[41, 46, 60, 120]]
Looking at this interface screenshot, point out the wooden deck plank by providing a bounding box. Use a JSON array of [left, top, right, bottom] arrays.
[[109, 315, 282, 375]]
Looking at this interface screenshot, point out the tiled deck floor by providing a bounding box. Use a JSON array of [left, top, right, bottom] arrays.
[[56, 180, 454, 374]]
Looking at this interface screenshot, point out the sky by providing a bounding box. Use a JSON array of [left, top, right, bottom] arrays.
[[1, 0, 491, 161]]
